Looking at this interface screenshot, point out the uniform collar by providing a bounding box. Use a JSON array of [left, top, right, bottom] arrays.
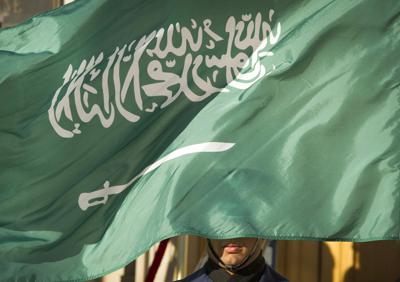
[[205, 253, 266, 282]]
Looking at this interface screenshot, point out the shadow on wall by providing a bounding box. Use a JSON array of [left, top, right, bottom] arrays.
[[343, 241, 400, 282]]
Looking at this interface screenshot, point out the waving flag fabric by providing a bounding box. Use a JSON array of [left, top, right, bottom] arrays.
[[0, 0, 399, 280]]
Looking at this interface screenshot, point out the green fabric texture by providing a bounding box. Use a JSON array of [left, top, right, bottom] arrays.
[[0, 0, 399, 280]]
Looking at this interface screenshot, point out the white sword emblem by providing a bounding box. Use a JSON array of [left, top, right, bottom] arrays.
[[78, 142, 235, 210]]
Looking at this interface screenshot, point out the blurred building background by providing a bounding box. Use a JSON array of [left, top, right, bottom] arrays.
[[89, 238, 400, 282], [1, 1, 399, 281]]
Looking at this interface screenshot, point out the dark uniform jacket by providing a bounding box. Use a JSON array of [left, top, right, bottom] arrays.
[[176, 255, 289, 282]]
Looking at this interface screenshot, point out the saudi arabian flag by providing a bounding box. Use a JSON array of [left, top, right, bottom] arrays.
[[0, 0, 399, 280]]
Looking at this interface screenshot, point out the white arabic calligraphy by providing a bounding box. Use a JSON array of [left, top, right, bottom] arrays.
[[49, 10, 281, 138]]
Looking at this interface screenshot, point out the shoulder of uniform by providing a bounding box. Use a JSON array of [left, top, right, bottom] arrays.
[[264, 264, 290, 282], [174, 267, 209, 282]]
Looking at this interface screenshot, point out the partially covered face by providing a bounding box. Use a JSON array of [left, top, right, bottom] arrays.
[[208, 237, 260, 266]]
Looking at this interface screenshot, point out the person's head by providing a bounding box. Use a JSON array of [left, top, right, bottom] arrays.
[[207, 237, 265, 272]]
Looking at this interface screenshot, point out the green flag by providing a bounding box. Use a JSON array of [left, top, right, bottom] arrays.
[[0, 0, 399, 280]]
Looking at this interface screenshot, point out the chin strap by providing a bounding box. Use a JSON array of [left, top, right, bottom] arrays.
[[207, 238, 261, 272]]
